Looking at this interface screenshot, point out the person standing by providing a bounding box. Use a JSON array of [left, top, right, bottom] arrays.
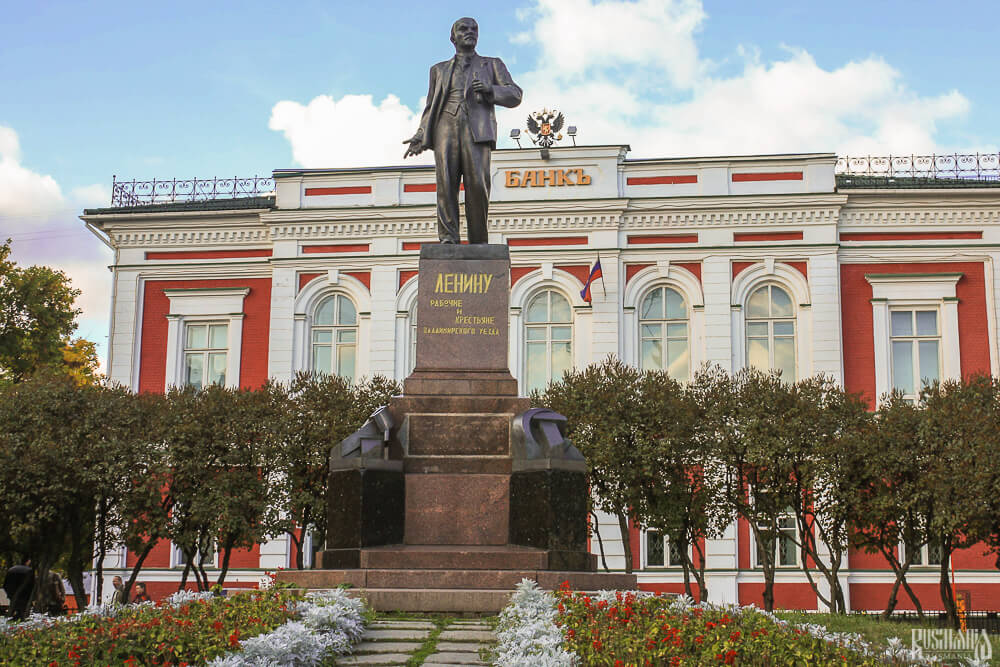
[[3, 560, 35, 620], [132, 582, 151, 604], [110, 575, 128, 605], [403, 17, 522, 244]]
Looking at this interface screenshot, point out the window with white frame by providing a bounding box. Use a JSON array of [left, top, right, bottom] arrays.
[[183, 322, 229, 389], [902, 538, 943, 567], [311, 294, 357, 380], [645, 529, 685, 568], [639, 286, 689, 379], [171, 542, 218, 568], [523, 290, 573, 394], [407, 303, 418, 376], [755, 513, 799, 568], [890, 309, 941, 401], [746, 284, 796, 380]]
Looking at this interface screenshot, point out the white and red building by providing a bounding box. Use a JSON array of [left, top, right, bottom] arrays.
[[83, 145, 1000, 610]]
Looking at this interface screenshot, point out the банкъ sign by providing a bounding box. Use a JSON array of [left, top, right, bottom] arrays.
[[504, 168, 591, 188]]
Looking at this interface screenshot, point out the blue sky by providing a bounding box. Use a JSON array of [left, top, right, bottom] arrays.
[[1, 0, 997, 367]]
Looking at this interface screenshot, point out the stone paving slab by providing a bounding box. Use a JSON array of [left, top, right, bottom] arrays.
[[339, 653, 411, 665], [437, 629, 494, 641], [370, 620, 437, 629], [434, 641, 487, 652], [424, 652, 487, 665], [354, 641, 425, 653], [363, 628, 432, 640]]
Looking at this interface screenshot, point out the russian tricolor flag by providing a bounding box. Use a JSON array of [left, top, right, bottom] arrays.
[[580, 258, 603, 303]]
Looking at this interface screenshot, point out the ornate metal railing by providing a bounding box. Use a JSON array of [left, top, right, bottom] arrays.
[[109, 175, 275, 207], [836, 153, 1000, 181]]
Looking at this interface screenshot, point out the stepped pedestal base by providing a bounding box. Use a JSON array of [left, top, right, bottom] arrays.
[[277, 546, 636, 612]]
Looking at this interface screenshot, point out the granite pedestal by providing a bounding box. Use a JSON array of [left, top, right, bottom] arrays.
[[278, 244, 636, 611]]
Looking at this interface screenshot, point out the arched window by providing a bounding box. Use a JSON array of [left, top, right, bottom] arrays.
[[312, 294, 357, 379], [407, 303, 418, 376], [638, 286, 689, 379], [523, 290, 572, 394], [745, 284, 795, 380]]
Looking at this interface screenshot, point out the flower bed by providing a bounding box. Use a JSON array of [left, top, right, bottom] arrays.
[[494, 581, 945, 666], [0, 588, 367, 666]]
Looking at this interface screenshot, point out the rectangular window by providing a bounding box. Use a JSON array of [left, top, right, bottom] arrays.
[[890, 309, 940, 401], [645, 530, 685, 568], [756, 515, 799, 568], [184, 323, 228, 389]]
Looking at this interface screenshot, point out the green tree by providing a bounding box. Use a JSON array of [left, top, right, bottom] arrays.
[[851, 393, 932, 617], [536, 357, 652, 574], [783, 375, 872, 614], [61, 337, 101, 386], [278, 372, 400, 568], [0, 239, 82, 383], [920, 376, 999, 627], [640, 369, 731, 601], [696, 365, 799, 612]]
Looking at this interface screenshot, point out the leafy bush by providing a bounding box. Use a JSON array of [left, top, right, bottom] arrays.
[[208, 588, 367, 667], [495, 581, 952, 667], [0, 589, 299, 666]]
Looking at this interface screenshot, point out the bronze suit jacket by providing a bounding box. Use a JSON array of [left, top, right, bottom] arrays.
[[414, 54, 522, 150]]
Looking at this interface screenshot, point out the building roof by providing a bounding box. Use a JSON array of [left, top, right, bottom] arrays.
[[836, 175, 1000, 189], [83, 195, 275, 215]]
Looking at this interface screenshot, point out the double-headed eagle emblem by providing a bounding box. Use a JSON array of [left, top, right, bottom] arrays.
[[526, 108, 565, 148]]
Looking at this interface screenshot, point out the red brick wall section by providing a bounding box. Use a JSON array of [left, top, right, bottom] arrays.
[[399, 270, 418, 290], [298, 271, 372, 292], [301, 244, 370, 254], [840, 262, 990, 407], [733, 231, 804, 242], [508, 237, 588, 247], [126, 539, 172, 568], [732, 261, 807, 280], [145, 249, 272, 260], [625, 263, 702, 285], [840, 231, 983, 241], [511, 266, 539, 286], [732, 262, 756, 279], [738, 583, 817, 610], [139, 279, 272, 393], [850, 583, 1000, 612], [555, 265, 590, 286]]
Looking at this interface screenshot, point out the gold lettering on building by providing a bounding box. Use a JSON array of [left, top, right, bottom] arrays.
[[503, 168, 592, 188]]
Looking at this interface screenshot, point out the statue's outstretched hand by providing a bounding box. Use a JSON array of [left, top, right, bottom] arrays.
[[403, 135, 424, 159]]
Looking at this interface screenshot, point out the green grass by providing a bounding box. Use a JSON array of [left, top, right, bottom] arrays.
[[775, 611, 1000, 666]]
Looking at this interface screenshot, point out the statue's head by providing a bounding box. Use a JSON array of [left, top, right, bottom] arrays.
[[450, 17, 478, 50]]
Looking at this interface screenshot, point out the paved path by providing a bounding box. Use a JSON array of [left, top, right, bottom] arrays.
[[339, 617, 495, 666]]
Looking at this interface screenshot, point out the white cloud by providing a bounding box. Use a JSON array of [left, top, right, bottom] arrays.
[[0, 126, 65, 217], [0, 125, 113, 368], [497, 0, 968, 157], [269, 93, 431, 168], [268, 0, 970, 166]]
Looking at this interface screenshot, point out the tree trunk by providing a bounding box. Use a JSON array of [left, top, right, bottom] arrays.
[[693, 540, 708, 603], [124, 543, 155, 604], [939, 545, 958, 628], [95, 498, 107, 605], [288, 530, 304, 571], [617, 512, 634, 574], [590, 511, 610, 573], [178, 561, 192, 592], [216, 542, 234, 589]]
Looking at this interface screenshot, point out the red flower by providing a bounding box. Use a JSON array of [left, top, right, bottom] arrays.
[[592, 639, 603, 651], [730, 631, 741, 641], [213, 621, 224, 631], [725, 649, 737, 664], [229, 628, 241, 646]]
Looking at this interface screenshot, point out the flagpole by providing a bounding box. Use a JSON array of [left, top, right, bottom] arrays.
[[599, 253, 606, 299]]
